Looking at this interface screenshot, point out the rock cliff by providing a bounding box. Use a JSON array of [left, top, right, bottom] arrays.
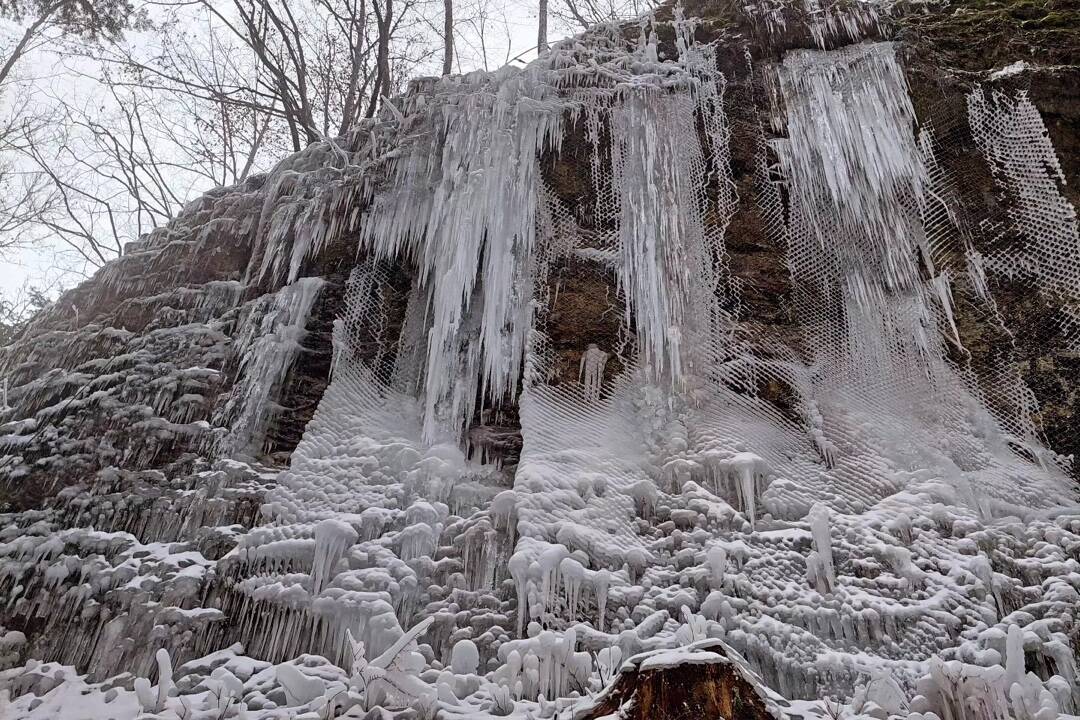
[[1, 1, 1079, 718]]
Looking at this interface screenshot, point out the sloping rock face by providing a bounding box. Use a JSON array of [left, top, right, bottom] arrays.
[[2, 1, 1080, 719], [0, 147, 358, 678]]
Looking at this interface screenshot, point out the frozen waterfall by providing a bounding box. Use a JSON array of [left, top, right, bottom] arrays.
[[2, 4, 1079, 720]]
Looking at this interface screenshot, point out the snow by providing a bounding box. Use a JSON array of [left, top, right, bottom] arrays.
[[449, 639, 479, 675], [989, 60, 1030, 80], [638, 648, 726, 670], [0, 4, 1079, 720]]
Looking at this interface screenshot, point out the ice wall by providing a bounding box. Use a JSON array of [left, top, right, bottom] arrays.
[[210, 19, 1079, 717], [2, 4, 1080, 720], [212, 277, 326, 457]]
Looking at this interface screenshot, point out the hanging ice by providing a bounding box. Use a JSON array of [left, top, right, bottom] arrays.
[[578, 344, 609, 402], [2, 6, 1080, 720], [213, 277, 325, 456]]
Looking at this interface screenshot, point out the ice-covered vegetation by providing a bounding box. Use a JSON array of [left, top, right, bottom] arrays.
[[1, 0, 1079, 718]]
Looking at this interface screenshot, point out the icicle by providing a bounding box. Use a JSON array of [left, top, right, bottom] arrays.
[[807, 503, 835, 594], [155, 648, 173, 711], [707, 545, 727, 589], [578, 344, 609, 402], [311, 519, 358, 594]]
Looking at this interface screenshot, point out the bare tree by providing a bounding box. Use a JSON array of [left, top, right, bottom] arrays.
[[186, 0, 426, 142], [312, 0, 371, 136], [148, 64, 276, 187], [0, 90, 52, 253], [12, 81, 193, 269], [0, 0, 144, 263], [366, 0, 392, 116], [0, 280, 51, 345], [0, 0, 144, 86], [84, 0, 435, 151], [200, 0, 324, 149], [103, 14, 293, 174], [0, 0, 450, 284], [0, 9, 292, 271], [453, 0, 513, 72], [550, 0, 658, 31]]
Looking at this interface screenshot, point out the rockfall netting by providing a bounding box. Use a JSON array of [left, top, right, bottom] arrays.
[[2, 4, 1079, 719]]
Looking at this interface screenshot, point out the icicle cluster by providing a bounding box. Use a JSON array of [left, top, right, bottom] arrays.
[[2, 4, 1080, 720]]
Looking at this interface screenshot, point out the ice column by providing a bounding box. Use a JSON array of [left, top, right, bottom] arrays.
[[579, 344, 609, 402], [806, 503, 835, 594], [610, 69, 731, 386], [312, 519, 359, 593]]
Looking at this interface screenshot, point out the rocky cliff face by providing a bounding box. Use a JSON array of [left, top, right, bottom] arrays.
[[1, 1, 1079, 719]]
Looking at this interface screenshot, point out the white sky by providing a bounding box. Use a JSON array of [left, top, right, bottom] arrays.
[[0, 1, 554, 305]]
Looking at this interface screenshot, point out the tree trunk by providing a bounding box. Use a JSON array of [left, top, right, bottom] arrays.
[[379, 0, 392, 98], [537, 0, 548, 54], [366, 0, 392, 117], [337, 0, 367, 136], [442, 0, 453, 75], [0, 1, 63, 88]]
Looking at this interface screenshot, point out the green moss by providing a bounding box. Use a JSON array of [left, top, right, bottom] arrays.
[[1022, 10, 1080, 26], [679, 0, 741, 27], [894, 0, 1080, 70]]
